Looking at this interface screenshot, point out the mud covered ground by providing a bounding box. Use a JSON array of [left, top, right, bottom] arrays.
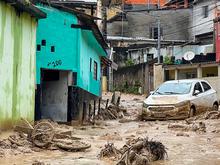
[[1, 93, 220, 165]]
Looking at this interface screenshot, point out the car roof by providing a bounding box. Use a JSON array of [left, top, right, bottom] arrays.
[[164, 79, 207, 84]]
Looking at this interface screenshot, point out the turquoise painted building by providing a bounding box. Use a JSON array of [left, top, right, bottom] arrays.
[[35, 4, 109, 122]]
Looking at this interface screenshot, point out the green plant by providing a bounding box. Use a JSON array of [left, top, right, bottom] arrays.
[[125, 59, 134, 66], [163, 55, 172, 65]]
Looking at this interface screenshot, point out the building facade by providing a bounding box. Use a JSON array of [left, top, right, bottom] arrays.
[[0, 0, 46, 129], [192, 0, 220, 44], [35, 4, 108, 123]]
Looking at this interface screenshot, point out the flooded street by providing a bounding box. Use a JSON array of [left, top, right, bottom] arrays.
[[1, 93, 220, 165]]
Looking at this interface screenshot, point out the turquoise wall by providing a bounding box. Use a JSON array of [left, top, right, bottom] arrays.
[[36, 5, 106, 97]]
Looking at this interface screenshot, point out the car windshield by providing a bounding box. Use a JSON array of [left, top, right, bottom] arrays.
[[154, 82, 192, 95]]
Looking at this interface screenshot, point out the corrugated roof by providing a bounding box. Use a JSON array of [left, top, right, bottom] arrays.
[[3, 0, 46, 18]]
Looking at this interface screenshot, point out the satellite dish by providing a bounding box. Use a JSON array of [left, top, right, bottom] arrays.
[[183, 51, 195, 61]]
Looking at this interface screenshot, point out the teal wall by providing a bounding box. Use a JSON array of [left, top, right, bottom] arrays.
[[36, 5, 106, 97]]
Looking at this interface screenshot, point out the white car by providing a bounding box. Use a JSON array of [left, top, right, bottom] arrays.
[[142, 79, 219, 120]]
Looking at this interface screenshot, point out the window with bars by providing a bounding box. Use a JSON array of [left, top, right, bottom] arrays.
[[150, 27, 163, 39], [202, 5, 208, 18]]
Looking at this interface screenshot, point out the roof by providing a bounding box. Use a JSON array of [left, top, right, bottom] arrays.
[[165, 0, 193, 8], [165, 79, 208, 84], [49, 0, 97, 5], [163, 61, 219, 70], [36, 1, 108, 51], [107, 36, 191, 46], [3, 0, 46, 18], [165, 0, 193, 5]]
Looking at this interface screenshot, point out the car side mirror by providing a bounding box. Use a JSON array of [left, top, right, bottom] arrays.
[[193, 90, 200, 96]]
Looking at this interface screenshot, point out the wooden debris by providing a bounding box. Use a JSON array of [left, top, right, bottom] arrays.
[[99, 143, 121, 159], [31, 122, 55, 148], [99, 137, 167, 165], [117, 138, 167, 165], [14, 125, 33, 135]]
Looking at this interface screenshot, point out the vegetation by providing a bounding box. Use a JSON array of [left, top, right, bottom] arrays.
[[163, 55, 172, 65], [114, 81, 141, 95], [125, 59, 134, 66]]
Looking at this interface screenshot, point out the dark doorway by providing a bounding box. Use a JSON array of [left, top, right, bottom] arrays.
[[41, 70, 68, 122]]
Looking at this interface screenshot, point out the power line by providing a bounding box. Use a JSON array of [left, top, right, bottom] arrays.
[[109, 2, 220, 38]]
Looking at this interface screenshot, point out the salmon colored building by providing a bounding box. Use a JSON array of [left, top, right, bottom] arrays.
[[124, 0, 167, 6]]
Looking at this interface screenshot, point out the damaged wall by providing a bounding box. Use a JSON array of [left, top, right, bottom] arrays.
[[107, 8, 193, 40], [0, 1, 37, 129]]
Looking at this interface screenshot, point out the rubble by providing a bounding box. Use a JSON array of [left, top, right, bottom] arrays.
[[99, 143, 121, 159], [32, 160, 47, 165], [176, 132, 190, 137], [99, 132, 123, 141], [97, 105, 127, 120], [0, 149, 4, 157], [118, 138, 167, 165], [0, 120, 91, 157], [168, 122, 206, 133], [99, 137, 167, 165], [204, 111, 220, 119], [186, 111, 220, 122]]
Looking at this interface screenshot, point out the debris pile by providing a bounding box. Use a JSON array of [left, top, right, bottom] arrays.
[[0, 120, 91, 157], [203, 111, 220, 120], [99, 137, 167, 165], [97, 105, 127, 120], [0, 132, 33, 156], [95, 91, 128, 120], [99, 132, 123, 141], [168, 121, 206, 133], [99, 143, 121, 159], [186, 111, 220, 122]]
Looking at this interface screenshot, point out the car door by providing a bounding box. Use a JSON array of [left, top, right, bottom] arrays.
[[201, 81, 216, 109], [191, 82, 207, 114]]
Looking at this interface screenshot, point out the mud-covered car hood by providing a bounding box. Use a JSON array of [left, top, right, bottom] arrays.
[[144, 94, 189, 105]]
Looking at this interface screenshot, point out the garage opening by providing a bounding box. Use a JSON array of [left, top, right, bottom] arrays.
[[178, 68, 197, 79], [41, 70, 68, 122], [165, 70, 175, 81], [202, 66, 218, 77]]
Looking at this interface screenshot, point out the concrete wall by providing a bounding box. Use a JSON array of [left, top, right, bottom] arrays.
[[153, 64, 164, 89], [0, 1, 37, 129], [113, 62, 154, 94], [192, 0, 220, 37], [107, 21, 129, 37], [108, 8, 193, 40]]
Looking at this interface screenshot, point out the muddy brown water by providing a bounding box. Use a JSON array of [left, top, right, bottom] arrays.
[[1, 93, 220, 165]]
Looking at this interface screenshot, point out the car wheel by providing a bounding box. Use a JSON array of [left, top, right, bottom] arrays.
[[189, 107, 195, 117], [212, 103, 219, 111]]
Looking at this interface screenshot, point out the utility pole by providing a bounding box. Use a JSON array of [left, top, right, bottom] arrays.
[[121, 0, 124, 36], [157, 0, 160, 9], [96, 0, 102, 31], [147, 0, 150, 10], [157, 0, 161, 64], [157, 18, 161, 63]]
